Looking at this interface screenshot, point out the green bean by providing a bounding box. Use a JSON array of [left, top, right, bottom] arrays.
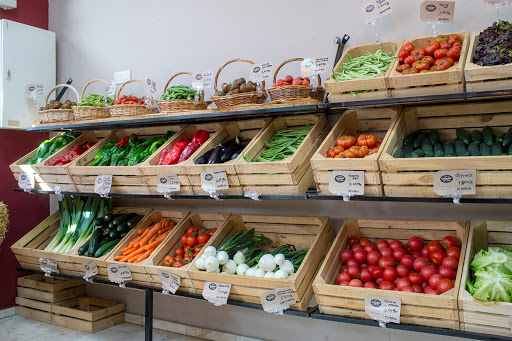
[[333, 49, 396, 81]]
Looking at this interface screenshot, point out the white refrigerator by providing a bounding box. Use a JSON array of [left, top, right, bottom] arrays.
[[0, 20, 56, 129]]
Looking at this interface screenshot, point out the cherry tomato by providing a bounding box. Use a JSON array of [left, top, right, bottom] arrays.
[[338, 281, 349, 286], [402, 42, 415, 54], [438, 279, 454, 294], [380, 247, 393, 258], [337, 135, 356, 149], [403, 67, 419, 75], [438, 265, 456, 280], [183, 245, 191, 254], [187, 226, 198, 235], [397, 278, 411, 291], [347, 266, 360, 279], [359, 238, 372, 246], [371, 266, 383, 279], [383, 267, 398, 281], [360, 269, 372, 282], [396, 264, 410, 278], [180, 234, 188, 246], [407, 236, 423, 251], [413, 257, 430, 272], [421, 246, 430, 258], [426, 289, 440, 295], [404, 55, 417, 65], [427, 240, 444, 254], [339, 249, 353, 263], [354, 249, 367, 263], [208, 228, 217, 236], [446, 246, 461, 260], [183, 254, 192, 262], [442, 256, 459, 270], [440, 41, 452, 50], [442, 236, 458, 249], [164, 255, 176, 266], [398, 49, 409, 63], [435, 35, 448, 43], [364, 281, 377, 289], [401, 255, 414, 269], [448, 34, 462, 45], [173, 247, 184, 258], [379, 280, 395, 290], [376, 240, 389, 251], [197, 233, 210, 244], [352, 244, 364, 252], [348, 279, 363, 287], [364, 244, 378, 253], [408, 272, 424, 286], [389, 240, 403, 250], [393, 248, 408, 262], [337, 272, 351, 283], [346, 258, 359, 268], [347, 236, 360, 247], [186, 235, 198, 247], [446, 47, 461, 60], [360, 262, 369, 270], [378, 256, 396, 269], [421, 56, 435, 65], [424, 41, 440, 56], [412, 61, 430, 71], [339, 265, 348, 273], [194, 246, 202, 254], [429, 274, 443, 290], [434, 48, 448, 59], [411, 250, 422, 258], [396, 64, 411, 73], [420, 265, 438, 281], [430, 249, 446, 265], [367, 251, 381, 265]]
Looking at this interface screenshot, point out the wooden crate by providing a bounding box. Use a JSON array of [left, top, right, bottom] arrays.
[[464, 30, 512, 92], [310, 108, 400, 196], [380, 100, 512, 198], [388, 31, 470, 98], [234, 114, 329, 195], [325, 40, 403, 103], [139, 122, 226, 195], [314, 218, 469, 330], [69, 125, 183, 195], [188, 214, 334, 311], [458, 220, 512, 337], [52, 297, 125, 333], [185, 118, 272, 196], [144, 212, 231, 294], [105, 210, 190, 287]]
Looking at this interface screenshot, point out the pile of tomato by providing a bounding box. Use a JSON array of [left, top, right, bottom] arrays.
[[397, 34, 463, 75], [113, 95, 146, 105], [335, 235, 461, 295], [326, 134, 382, 158], [163, 225, 217, 268]]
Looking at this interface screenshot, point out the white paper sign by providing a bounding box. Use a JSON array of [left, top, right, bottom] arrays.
[[18, 172, 35, 190], [106, 81, 116, 97], [158, 270, 180, 294], [329, 171, 365, 197], [25, 84, 44, 99], [365, 295, 401, 326], [202, 281, 231, 306], [145, 78, 157, 99], [156, 174, 181, 193], [420, 1, 455, 23], [362, 0, 392, 24], [192, 71, 214, 89], [94, 175, 112, 196], [39, 258, 58, 275], [249, 62, 273, 82], [81, 260, 98, 280], [260, 287, 296, 314], [433, 170, 476, 196], [301, 57, 329, 77], [201, 169, 229, 193], [483, 0, 509, 4], [107, 264, 132, 284]]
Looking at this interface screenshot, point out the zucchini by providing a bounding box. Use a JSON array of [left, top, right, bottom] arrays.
[[126, 215, 142, 228], [471, 130, 483, 145], [482, 126, 494, 146], [93, 218, 105, 227], [479, 143, 491, 156], [428, 129, 439, 145], [468, 143, 480, 156], [100, 244, 117, 257], [421, 139, 434, 157], [97, 235, 113, 248], [108, 222, 116, 230], [116, 223, 130, 233], [112, 213, 138, 226], [411, 150, 425, 158], [393, 149, 404, 158], [413, 132, 427, 149], [443, 141, 456, 157], [120, 232, 128, 238], [403, 143, 414, 158], [455, 141, 469, 156], [403, 130, 420, 145], [434, 150, 445, 157], [88, 228, 102, 256], [433, 143, 443, 154], [503, 127, 512, 147], [94, 239, 120, 258], [456, 128, 471, 145], [492, 142, 503, 156], [78, 240, 90, 256], [103, 213, 116, 223], [84, 250, 89, 257], [109, 230, 120, 239]]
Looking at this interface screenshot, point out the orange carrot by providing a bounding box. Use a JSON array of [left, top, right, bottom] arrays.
[[128, 255, 139, 263], [156, 232, 169, 242], [144, 239, 162, 251], [138, 223, 161, 246], [148, 233, 158, 243], [114, 256, 123, 261], [133, 228, 152, 248], [122, 247, 136, 256], [158, 226, 173, 234], [120, 247, 146, 262], [137, 248, 155, 262], [137, 227, 148, 235]]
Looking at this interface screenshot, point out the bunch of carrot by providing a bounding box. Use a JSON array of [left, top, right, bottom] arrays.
[[115, 218, 175, 263]]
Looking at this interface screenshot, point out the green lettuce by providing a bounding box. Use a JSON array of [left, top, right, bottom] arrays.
[[470, 247, 512, 274]]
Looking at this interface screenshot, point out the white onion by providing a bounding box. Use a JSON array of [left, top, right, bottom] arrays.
[[264, 271, 275, 278], [274, 269, 289, 279], [280, 260, 295, 275], [200, 253, 207, 259], [205, 256, 219, 272], [233, 252, 246, 265], [195, 257, 206, 270], [216, 251, 229, 265], [222, 260, 237, 274], [236, 263, 250, 276], [245, 268, 256, 277], [204, 246, 216, 257], [274, 254, 285, 266], [258, 254, 276, 272], [254, 268, 265, 277]]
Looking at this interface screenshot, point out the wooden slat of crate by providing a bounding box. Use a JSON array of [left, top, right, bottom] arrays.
[[73, 175, 150, 195], [17, 274, 83, 293], [311, 108, 400, 196], [458, 221, 512, 338], [18, 284, 85, 303], [144, 212, 230, 294], [16, 306, 53, 323], [325, 40, 403, 102], [188, 214, 333, 311], [314, 217, 469, 330], [379, 101, 512, 198], [388, 31, 470, 98]]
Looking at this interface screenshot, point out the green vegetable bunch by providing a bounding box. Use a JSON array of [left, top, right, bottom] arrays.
[[332, 49, 396, 81], [78, 94, 114, 107], [25, 132, 80, 165], [160, 85, 198, 100]]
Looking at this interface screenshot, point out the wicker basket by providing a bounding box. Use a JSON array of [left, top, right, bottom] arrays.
[[267, 58, 326, 102], [73, 79, 111, 121], [38, 84, 80, 123], [108, 79, 158, 118], [211, 58, 267, 109], [157, 72, 208, 112]]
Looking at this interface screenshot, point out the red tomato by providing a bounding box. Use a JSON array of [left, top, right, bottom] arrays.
[[174, 247, 184, 257], [354, 249, 367, 264], [338, 281, 349, 286], [186, 235, 198, 247], [404, 55, 416, 65], [438, 279, 454, 294], [337, 135, 356, 149], [446, 248, 460, 260], [359, 238, 371, 246], [347, 266, 360, 279], [364, 281, 377, 289], [187, 226, 198, 235], [401, 255, 414, 269], [347, 236, 360, 247], [376, 240, 389, 251], [360, 262, 369, 270], [339, 249, 353, 263], [180, 234, 188, 246], [371, 266, 383, 279], [440, 41, 452, 50], [396, 63, 411, 73], [346, 258, 359, 268], [364, 244, 378, 253], [426, 289, 439, 295], [398, 49, 409, 63], [412, 285, 423, 293], [402, 42, 415, 54], [434, 48, 448, 59], [421, 246, 430, 258], [446, 48, 461, 60], [448, 34, 462, 45], [408, 272, 423, 286], [428, 274, 443, 290], [424, 41, 440, 56], [337, 272, 351, 283], [430, 249, 446, 265], [379, 280, 396, 290], [396, 265, 410, 278], [442, 257, 459, 270], [438, 265, 456, 280], [397, 278, 412, 291], [421, 56, 435, 65], [357, 134, 377, 148], [360, 269, 372, 282], [452, 42, 462, 50], [389, 240, 403, 250], [352, 244, 364, 252], [339, 265, 348, 273], [194, 246, 202, 254], [410, 48, 426, 60], [197, 233, 210, 244], [383, 267, 398, 281], [208, 228, 217, 236], [380, 247, 393, 258], [379, 256, 396, 269], [413, 257, 430, 272], [393, 248, 408, 261], [349, 279, 363, 287], [411, 250, 422, 258], [421, 265, 438, 281], [173, 261, 185, 268], [412, 61, 430, 71], [442, 236, 458, 249], [427, 240, 444, 254], [367, 251, 381, 265], [430, 65, 447, 71], [284, 75, 293, 83], [435, 35, 448, 43], [407, 236, 424, 251]]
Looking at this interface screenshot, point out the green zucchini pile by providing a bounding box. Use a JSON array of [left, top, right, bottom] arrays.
[[78, 212, 143, 258], [393, 126, 512, 158]]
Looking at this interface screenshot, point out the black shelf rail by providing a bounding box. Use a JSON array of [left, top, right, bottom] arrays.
[[15, 268, 511, 341]]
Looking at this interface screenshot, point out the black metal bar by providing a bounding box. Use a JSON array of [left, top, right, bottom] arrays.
[[55, 78, 73, 102], [145, 289, 153, 341]]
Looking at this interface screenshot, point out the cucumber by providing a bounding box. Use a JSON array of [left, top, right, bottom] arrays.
[[443, 141, 456, 157], [421, 139, 434, 157], [482, 126, 494, 146], [116, 223, 130, 233], [468, 143, 480, 156], [496, 133, 505, 144], [479, 143, 491, 156], [112, 213, 138, 226], [455, 141, 469, 156], [508, 143, 512, 155], [126, 215, 142, 228], [411, 150, 425, 158], [94, 239, 120, 258], [93, 218, 105, 227], [403, 130, 420, 145], [433, 143, 443, 154], [456, 128, 471, 145], [428, 130, 439, 145], [471, 130, 483, 145], [403, 143, 414, 158], [503, 127, 512, 147], [413, 133, 427, 149], [492, 142, 503, 156], [88, 228, 102, 256], [434, 150, 445, 157], [78, 240, 90, 256], [393, 149, 404, 158]]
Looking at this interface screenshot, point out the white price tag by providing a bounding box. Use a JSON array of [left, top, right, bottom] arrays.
[[192, 71, 214, 89], [362, 0, 392, 24], [365, 295, 401, 327], [18, 172, 35, 190], [300, 57, 329, 77], [328, 171, 365, 199], [94, 175, 112, 197], [202, 281, 231, 306], [420, 1, 455, 23], [158, 270, 180, 294], [260, 287, 296, 314], [433, 170, 476, 197], [25, 84, 44, 99], [81, 260, 98, 280], [249, 62, 273, 82], [107, 264, 132, 285], [106, 81, 116, 97], [156, 174, 181, 193], [483, 0, 509, 4], [145, 78, 157, 99], [201, 169, 229, 193], [39, 258, 58, 276]]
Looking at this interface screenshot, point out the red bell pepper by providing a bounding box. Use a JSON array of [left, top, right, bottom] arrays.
[[115, 136, 130, 147], [84, 141, 95, 150], [162, 141, 188, 165], [180, 137, 192, 144], [191, 130, 209, 145], [157, 149, 170, 165], [177, 141, 200, 163]]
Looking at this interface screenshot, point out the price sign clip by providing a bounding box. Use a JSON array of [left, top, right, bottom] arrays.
[[39, 258, 58, 277], [244, 191, 260, 201], [328, 171, 365, 201], [201, 169, 229, 200], [202, 281, 231, 306], [260, 287, 296, 315], [365, 295, 401, 328], [433, 170, 475, 205]]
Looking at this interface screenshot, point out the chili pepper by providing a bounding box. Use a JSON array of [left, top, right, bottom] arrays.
[[177, 141, 201, 163], [162, 141, 188, 165], [115, 136, 130, 147], [158, 149, 170, 165], [191, 130, 209, 145], [111, 148, 130, 166], [84, 141, 95, 150], [97, 145, 119, 166], [90, 141, 116, 166]]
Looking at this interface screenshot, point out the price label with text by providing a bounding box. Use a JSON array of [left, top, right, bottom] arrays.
[[365, 295, 401, 325], [156, 174, 181, 193], [249, 62, 273, 82], [201, 169, 229, 192], [329, 171, 365, 196], [301, 57, 329, 77], [362, 0, 392, 24], [18, 172, 35, 190], [484, 0, 509, 4], [260, 287, 296, 314], [94, 175, 112, 196], [202, 281, 231, 306], [158, 270, 180, 294], [420, 1, 455, 23], [81, 260, 98, 278], [106, 81, 116, 97], [433, 170, 476, 196], [145, 78, 157, 99], [107, 264, 132, 283], [39, 258, 58, 274], [192, 71, 214, 89], [25, 84, 44, 99]]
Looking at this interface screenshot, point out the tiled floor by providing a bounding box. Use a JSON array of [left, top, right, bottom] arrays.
[[0, 315, 201, 341]]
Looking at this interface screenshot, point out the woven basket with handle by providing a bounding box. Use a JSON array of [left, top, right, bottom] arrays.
[[211, 58, 267, 109], [157, 72, 208, 112], [73, 79, 111, 120], [109, 79, 158, 117], [38, 84, 80, 123], [267, 58, 326, 102]]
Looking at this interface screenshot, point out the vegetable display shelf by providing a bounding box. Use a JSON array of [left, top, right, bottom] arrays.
[[380, 100, 512, 198], [314, 217, 469, 330], [310, 107, 399, 196], [458, 220, 512, 337]]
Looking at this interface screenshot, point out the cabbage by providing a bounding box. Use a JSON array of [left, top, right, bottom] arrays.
[[466, 269, 512, 302]]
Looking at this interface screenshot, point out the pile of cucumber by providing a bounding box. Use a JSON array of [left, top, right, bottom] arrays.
[[78, 212, 143, 258], [393, 126, 512, 158]]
